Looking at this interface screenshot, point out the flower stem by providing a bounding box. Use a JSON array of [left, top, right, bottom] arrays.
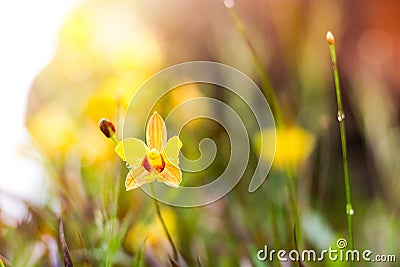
[[285, 169, 302, 249], [224, 4, 282, 125], [110, 135, 119, 145], [326, 32, 355, 259], [150, 183, 179, 261]]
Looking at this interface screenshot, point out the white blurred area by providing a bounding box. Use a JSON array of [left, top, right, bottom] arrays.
[[0, 0, 78, 224]]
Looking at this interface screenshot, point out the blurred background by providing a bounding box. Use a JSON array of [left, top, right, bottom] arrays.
[[0, 0, 399, 266]]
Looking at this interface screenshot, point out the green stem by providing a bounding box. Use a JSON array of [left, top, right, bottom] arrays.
[[286, 169, 302, 249], [110, 135, 119, 145], [150, 184, 179, 261], [327, 35, 355, 262], [225, 5, 282, 125], [112, 105, 124, 219]]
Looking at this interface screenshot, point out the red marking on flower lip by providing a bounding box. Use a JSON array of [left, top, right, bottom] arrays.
[[141, 155, 166, 173], [142, 157, 152, 172], [155, 156, 166, 173]]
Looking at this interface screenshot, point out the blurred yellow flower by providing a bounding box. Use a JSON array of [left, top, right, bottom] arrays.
[[27, 105, 76, 155], [125, 208, 178, 257], [115, 112, 183, 190], [254, 124, 315, 170], [26, 1, 165, 167]]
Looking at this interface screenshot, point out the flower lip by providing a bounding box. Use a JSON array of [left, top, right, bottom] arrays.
[[141, 154, 166, 173], [155, 156, 166, 173], [142, 156, 152, 172]]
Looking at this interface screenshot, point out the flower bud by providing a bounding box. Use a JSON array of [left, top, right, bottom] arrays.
[[99, 118, 116, 138], [326, 31, 335, 45]]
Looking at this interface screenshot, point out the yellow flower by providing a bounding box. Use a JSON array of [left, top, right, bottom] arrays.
[[124, 208, 178, 257], [115, 112, 183, 190], [254, 124, 315, 170]]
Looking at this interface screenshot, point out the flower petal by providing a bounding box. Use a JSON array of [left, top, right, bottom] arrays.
[[146, 112, 166, 151], [157, 162, 182, 188], [162, 135, 182, 167], [125, 166, 157, 190], [115, 138, 147, 167]]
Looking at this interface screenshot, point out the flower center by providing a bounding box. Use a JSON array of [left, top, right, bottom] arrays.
[[142, 149, 165, 172], [148, 149, 159, 160]]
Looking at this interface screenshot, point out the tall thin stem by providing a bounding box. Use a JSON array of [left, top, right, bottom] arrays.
[[285, 169, 302, 249], [326, 32, 355, 259], [150, 184, 179, 261], [112, 104, 124, 219], [224, 3, 281, 125]]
